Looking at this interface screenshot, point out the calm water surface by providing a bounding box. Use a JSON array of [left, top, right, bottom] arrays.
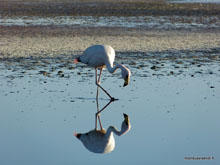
[[0, 56, 220, 164]]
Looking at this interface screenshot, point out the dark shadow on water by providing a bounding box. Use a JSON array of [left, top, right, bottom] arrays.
[[74, 98, 131, 154]]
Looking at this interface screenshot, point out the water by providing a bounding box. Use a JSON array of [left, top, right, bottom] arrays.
[[0, 56, 220, 164]]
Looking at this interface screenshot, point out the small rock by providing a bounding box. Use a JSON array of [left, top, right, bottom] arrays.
[[57, 71, 63, 75], [177, 61, 183, 64], [170, 71, 174, 75], [68, 66, 75, 70], [151, 65, 160, 70], [39, 70, 48, 76]]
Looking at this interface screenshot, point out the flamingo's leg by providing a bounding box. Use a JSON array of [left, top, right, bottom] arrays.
[[95, 68, 117, 101], [96, 99, 113, 117], [95, 112, 103, 130], [98, 68, 103, 83], [96, 68, 103, 99], [95, 68, 103, 130], [95, 113, 103, 130]]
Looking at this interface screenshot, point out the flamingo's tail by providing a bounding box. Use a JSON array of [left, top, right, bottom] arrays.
[[74, 58, 78, 64], [74, 132, 81, 139]]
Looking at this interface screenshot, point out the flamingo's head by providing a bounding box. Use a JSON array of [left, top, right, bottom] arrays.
[[120, 113, 131, 135], [122, 67, 131, 87]]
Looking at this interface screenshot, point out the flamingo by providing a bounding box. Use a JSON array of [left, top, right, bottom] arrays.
[[74, 113, 131, 154], [74, 45, 131, 100]]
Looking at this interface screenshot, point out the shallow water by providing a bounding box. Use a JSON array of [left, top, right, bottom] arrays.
[[0, 55, 220, 164]]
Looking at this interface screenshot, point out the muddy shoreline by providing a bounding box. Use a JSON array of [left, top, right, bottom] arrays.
[[1, 1, 220, 16]]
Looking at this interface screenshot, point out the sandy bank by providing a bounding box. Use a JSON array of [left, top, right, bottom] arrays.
[[0, 26, 220, 59]]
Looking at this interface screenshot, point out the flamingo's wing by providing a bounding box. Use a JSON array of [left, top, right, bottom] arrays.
[[80, 45, 115, 68]]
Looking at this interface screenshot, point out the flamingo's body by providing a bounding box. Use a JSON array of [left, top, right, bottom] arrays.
[[75, 45, 131, 100], [74, 113, 131, 154], [78, 45, 115, 69], [75, 129, 115, 154]]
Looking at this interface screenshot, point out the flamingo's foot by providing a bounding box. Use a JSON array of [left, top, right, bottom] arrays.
[[110, 97, 119, 102]]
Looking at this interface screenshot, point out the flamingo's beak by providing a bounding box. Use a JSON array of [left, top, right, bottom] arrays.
[[123, 77, 129, 87]]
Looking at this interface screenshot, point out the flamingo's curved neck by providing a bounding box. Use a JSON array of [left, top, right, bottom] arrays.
[[106, 126, 124, 137], [106, 126, 120, 136], [106, 63, 124, 74]]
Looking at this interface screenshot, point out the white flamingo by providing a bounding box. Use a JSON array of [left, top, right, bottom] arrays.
[[74, 45, 131, 100], [74, 113, 131, 154]]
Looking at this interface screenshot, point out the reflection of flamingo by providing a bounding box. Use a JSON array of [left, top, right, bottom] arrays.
[[74, 113, 131, 154], [74, 45, 131, 100]]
